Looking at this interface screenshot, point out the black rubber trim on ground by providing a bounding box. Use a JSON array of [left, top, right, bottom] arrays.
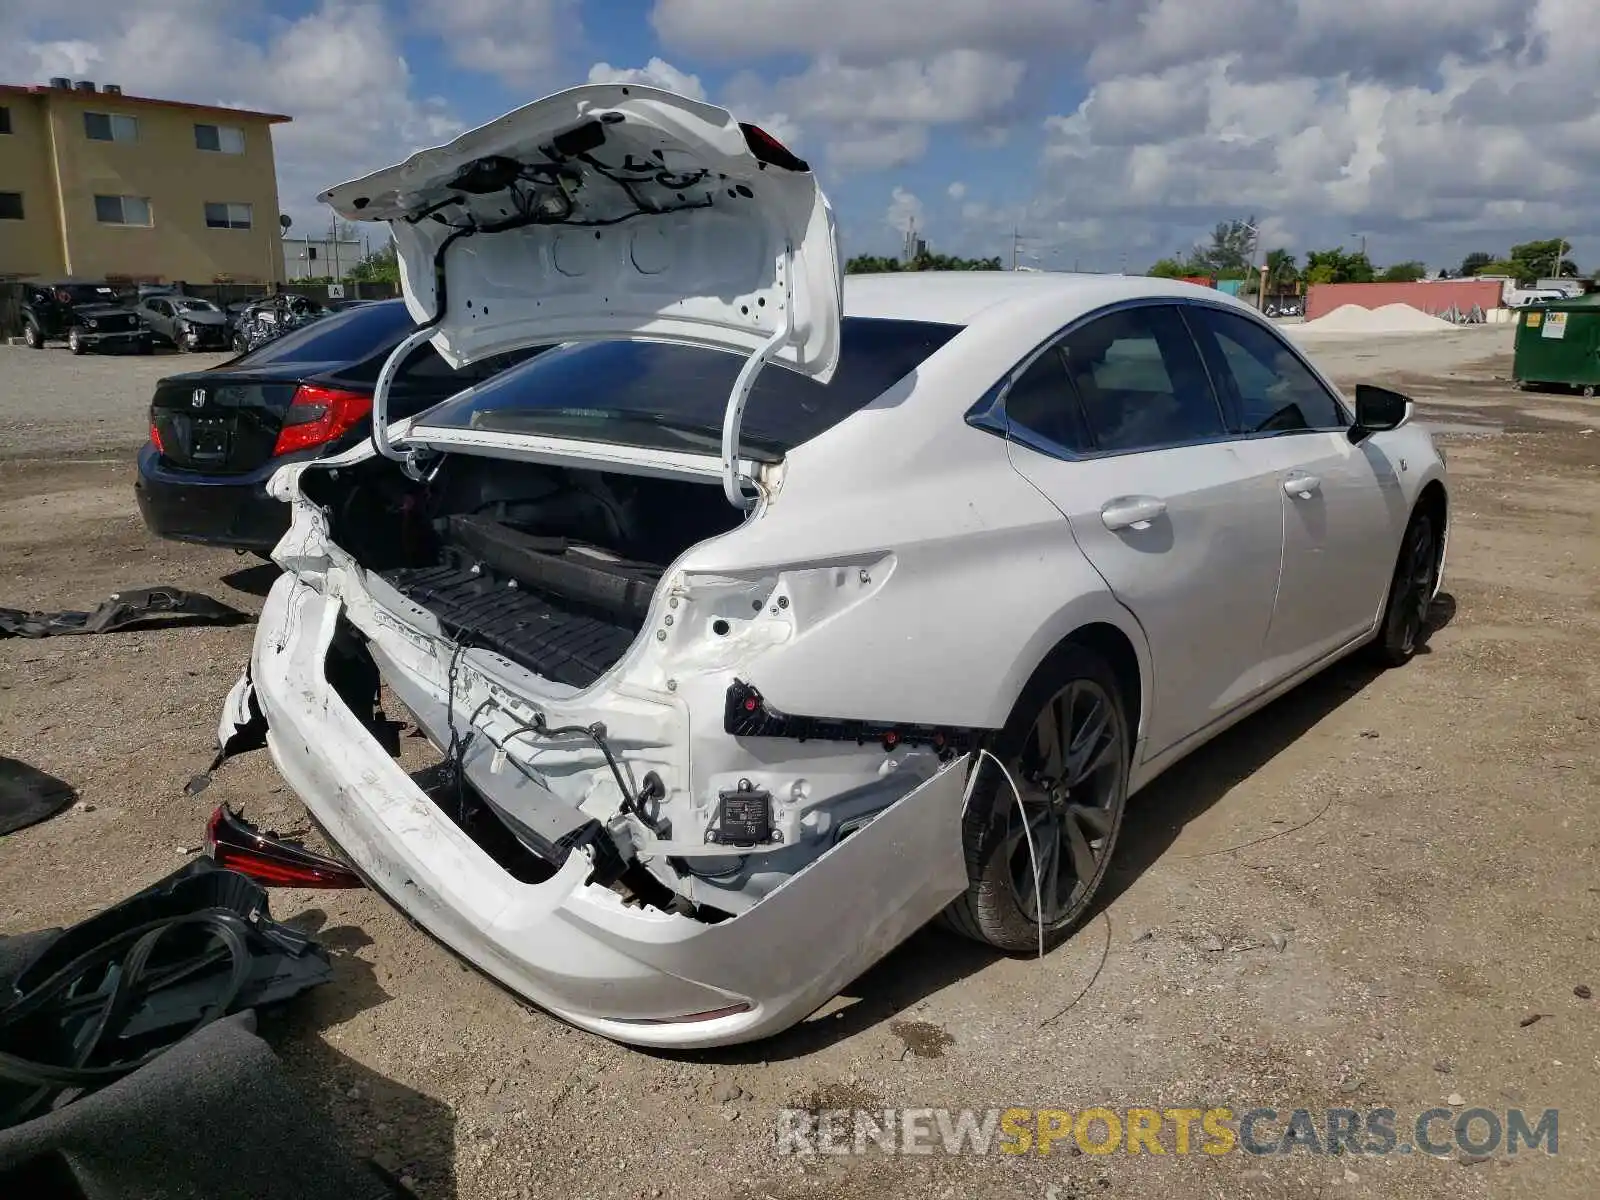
[[0, 587, 246, 639], [0, 760, 77, 837], [0, 859, 332, 1129]]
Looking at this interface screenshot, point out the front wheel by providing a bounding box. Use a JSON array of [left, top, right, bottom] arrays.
[[1370, 509, 1439, 666], [22, 322, 43, 349], [68, 330, 86, 355], [944, 644, 1131, 954]]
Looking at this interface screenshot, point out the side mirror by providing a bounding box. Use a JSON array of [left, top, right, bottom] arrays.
[[1349, 384, 1412, 444]]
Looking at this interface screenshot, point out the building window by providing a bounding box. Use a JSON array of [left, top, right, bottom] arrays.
[[0, 107, 12, 135], [0, 192, 22, 220], [204, 202, 253, 230], [194, 123, 246, 154], [95, 194, 153, 226], [84, 112, 139, 142]]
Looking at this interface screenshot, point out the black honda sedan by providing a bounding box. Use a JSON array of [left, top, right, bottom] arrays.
[[136, 300, 541, 553]]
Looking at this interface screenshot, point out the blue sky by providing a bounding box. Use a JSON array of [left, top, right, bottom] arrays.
[[2, 0, 1595, 273]]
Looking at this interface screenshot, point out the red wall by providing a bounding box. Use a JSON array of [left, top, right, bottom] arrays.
[[1305, 280, 1503, 320]]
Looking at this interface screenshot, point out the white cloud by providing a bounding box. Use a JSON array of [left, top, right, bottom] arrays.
[[886, 186, 925, 235], [648, 0, 1600, 266], [825, 125, 929, 172], [723, 50, 1024, 173], [947, 181, 967, 200], [651, 0, 1126, 60], [587, 56, 708, 101], [411, 0, 580, 88], [0, 2, 465, 234]]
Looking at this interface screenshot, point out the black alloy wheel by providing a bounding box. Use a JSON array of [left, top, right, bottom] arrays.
[[945, 644, 1131, 953], [1372, 510, 1438, 666]]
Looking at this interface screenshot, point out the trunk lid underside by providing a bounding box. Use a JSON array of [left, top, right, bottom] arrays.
[[317, 83, 842, 384]]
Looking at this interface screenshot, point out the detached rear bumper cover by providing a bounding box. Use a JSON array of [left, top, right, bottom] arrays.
[[242, 572, 969, 1048]]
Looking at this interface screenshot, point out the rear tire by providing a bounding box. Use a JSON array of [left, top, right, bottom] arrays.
[[22, 321, 43, 349], [943, 643, 1131, 954], [1370, 508, 1439, 667]]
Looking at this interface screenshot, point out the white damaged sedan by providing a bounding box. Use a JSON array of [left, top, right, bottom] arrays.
[[222, 84, 1447, 1048]]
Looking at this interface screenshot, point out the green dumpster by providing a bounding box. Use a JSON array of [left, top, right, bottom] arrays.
[[1512, 294, 1600, 395]]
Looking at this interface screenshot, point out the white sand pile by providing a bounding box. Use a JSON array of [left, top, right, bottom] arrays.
[[1296, 302, 1459, 336]]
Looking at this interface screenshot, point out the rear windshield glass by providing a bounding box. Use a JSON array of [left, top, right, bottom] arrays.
[[231, 300, 414, 368], [416, 317, 964, 455]]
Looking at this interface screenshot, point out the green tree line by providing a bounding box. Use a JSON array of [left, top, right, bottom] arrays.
[[1145, 222, 1582, 289]]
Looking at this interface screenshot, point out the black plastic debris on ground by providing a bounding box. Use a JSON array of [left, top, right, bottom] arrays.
[[0, 586, 246, 639], [0, 760, 77, 837], [0, 860, 409, 1198], [0, 859, 332, 1130]]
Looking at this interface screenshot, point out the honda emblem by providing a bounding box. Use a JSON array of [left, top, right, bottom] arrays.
[[191, 389, 206, 409]]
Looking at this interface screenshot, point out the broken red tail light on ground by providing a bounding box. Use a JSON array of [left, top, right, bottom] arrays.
[[205, 804, 365, 888], [272, 384, 373, 457]]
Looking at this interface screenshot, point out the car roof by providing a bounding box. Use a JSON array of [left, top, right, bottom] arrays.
[[843, 270, 1258, 329]]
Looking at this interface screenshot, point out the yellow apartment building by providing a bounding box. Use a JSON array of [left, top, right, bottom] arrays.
[[0, 77, 290, 284]]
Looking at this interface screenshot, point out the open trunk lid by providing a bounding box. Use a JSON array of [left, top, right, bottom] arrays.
[[319, 84, 840, 379]]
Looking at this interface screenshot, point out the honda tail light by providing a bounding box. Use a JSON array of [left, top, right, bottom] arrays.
[[271, 384, 373, 457]]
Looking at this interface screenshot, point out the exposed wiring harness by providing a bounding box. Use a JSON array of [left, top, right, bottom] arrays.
[[431, 639, 667, 838], [963, 748, 1046, 961], [441, 624, 490, 821], [499, 716, 667, 835]]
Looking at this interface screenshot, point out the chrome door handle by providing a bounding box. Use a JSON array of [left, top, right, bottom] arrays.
[[1283, 473, 1322, 499], [1100, 495, 1167, 531]]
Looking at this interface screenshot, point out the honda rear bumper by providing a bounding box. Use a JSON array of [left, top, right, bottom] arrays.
[[135, 443, 317, 552]]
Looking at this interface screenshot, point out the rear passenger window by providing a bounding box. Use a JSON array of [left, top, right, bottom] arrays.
[[1003, 348, 1089, 453], [1060, 305, 1225, 452], [1189, 307, 1347, 433]]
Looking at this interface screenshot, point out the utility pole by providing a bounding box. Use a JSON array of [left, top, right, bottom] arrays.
[[1555, 238, 1567, 279], [1011, 227, 1020, 272]]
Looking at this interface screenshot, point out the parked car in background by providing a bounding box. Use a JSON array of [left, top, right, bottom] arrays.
[[19, 281, 153, 353], [229, 294, 328, 352], [229, 84, 1449, 1049], [136, 299, 544, 552], [133, 295, 233, 351]]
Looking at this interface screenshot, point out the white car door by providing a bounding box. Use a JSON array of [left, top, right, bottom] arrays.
[[1185, 305, 1402, 678], [999, 302, 1287, 759]]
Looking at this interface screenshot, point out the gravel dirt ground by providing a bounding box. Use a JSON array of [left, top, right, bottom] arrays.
[[1, 328, 1597, 1200]]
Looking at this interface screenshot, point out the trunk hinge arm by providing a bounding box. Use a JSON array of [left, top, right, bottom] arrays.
[[720, 247, 795, 510], [370, 323, 445, 479]]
